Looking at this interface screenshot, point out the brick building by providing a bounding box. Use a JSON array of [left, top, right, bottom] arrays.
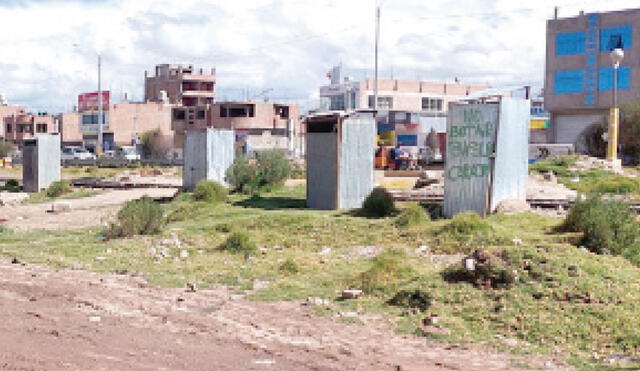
[[0, 104, 26, 139], [544, 7, 640, 150], [4, 113, 58, 146], [145, 64, 215, 106]]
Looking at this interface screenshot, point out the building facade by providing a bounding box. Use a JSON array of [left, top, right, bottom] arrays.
[[172, 101, 302, 155], [62, 100, 174, 152], [544, 8, 640, 150], [145, 64, 215, 106], [4, 113, 58, 146], [320, 78, 489, 113], [0, 104, 26, 139]]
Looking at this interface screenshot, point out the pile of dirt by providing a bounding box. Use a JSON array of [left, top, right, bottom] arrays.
[[527, 173, 577, 201], [571, 155, 624, 174]]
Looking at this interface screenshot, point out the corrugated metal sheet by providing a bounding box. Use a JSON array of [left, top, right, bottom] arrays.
[[338, 114, 375, 209], [554, 113, 603, 152], [183, 129, 234, 190], [306, 133, 338, 210], [23, 134, 61, 192], [444, 104, 498, 217], [490, 98, 530, 211]]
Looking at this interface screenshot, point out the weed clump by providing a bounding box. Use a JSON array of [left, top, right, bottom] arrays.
[[279, 258, 299, 274], [443, 248, 515, 289], [219, 231, 257, 256], [561, 197, 640, 264], [529, 155, 577, 177], [435, 212, 497, 251], [105, 196, 164, 238], [387, 289, 432, 312], [193, 180, 227, 203], [46, 180, 72, 198], [227, 156, 259, 194], [395, 203, 429, 227], [353, 249, 413, 294], [361, 187, 396, 217]]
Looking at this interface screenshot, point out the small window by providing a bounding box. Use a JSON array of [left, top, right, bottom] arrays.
[[196, 109, 205, 119], [368, 96, 393, 109], [36, 123, 47, 133], [6, 124, 11, 133], [173, 109, 186, 120], [422, 97, 443, 112]]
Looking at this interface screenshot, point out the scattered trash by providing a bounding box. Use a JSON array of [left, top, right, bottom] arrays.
[[422, 314, 439, 326], [186, 282, 197, 293], [342, 289, 363, 299], [305, 297, 330, 306], [88, 316, 101, 323]]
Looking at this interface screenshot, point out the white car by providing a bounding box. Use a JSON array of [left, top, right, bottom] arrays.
[[117, 146, 141, 161], [61, 146, 96, 161]]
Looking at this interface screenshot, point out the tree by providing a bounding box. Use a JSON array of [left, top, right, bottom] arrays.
[[0, 141, 15, 158], [140, 129, 170, 159]]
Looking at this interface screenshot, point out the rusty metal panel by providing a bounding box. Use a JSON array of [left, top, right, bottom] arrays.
[[444, 104, 499, 217], [490, 98, 530, 211]]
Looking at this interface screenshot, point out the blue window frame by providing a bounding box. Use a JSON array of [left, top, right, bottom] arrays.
[[600, 25, 632, 51], [556, 31, 585, 55], [554, 70, 584, 94], [598, 66, 631, 91]]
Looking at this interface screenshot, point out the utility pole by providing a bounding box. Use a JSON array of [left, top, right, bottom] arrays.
[[374, 5, 380, 110], [97, 54, 103, 156]]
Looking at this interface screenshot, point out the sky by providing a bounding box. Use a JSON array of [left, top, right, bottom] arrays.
[[0, 0, 639, 113]]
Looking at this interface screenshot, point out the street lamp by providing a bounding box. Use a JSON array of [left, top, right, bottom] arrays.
[[607, 47, 624, 161], [73, 44, 103, 156]]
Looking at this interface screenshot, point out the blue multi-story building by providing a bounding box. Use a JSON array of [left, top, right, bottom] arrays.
[[544, 8, 639, 151]]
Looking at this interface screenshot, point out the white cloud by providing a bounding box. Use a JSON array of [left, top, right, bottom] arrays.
[[0, 0, 639, 112]]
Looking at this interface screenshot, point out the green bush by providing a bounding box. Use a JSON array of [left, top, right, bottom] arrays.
[[0, 141, 15, 158], [395, 203, 429, 227], [105, 196, 164, 238], [361, 187, 396, 217], [561, 197, 640, 261], [226, 156, 259, 194], [279, 258, 299, 274], [353, 249, 414, 294], [3, 179, 20, 192], [255, 150, 291, 188], [218, 231, 257, 256], [193, 180, 228, 203], [46, 181, 72, 198], [387, 289, 432, 312]]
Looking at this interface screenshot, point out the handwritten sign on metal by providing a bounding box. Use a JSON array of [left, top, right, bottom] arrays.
[[444, 104, 498, 217]]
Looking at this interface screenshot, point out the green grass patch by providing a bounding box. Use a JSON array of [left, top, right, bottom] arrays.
[[1, 184, 640, 369], [25, 189, 103, 204]]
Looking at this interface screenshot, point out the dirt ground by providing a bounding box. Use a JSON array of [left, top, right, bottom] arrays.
[[0, 188, 177, 232], [0, 258, 569, 371]]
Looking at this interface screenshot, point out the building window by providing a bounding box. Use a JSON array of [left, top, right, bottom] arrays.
[[36, 123, 47, 133], [368, 95, 393, 109], [329, 95, 345, 111], [600, 25, 632, 51], [81, 113, 108, 125], [556, 31, 585, 56], [6, 124, 11, 133], [220, 105, 254, 117], [422, 97, 444, 112], [598, 66, 631, 91], [554, 69, 584, 94], [275, 105, 289, 118], [173, 109, 186, 120], [196, 109, 205, 119]]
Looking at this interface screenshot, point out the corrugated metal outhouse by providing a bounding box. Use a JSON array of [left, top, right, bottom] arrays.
[[22, 133, 61, 193], [306, 113, 376, 210], [183, 129, 235, 190], [443, 97, 530, 217]]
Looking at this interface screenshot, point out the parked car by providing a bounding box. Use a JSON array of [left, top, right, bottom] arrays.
[[116, 146, 141, 161], [61, 146, 96, 162]]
